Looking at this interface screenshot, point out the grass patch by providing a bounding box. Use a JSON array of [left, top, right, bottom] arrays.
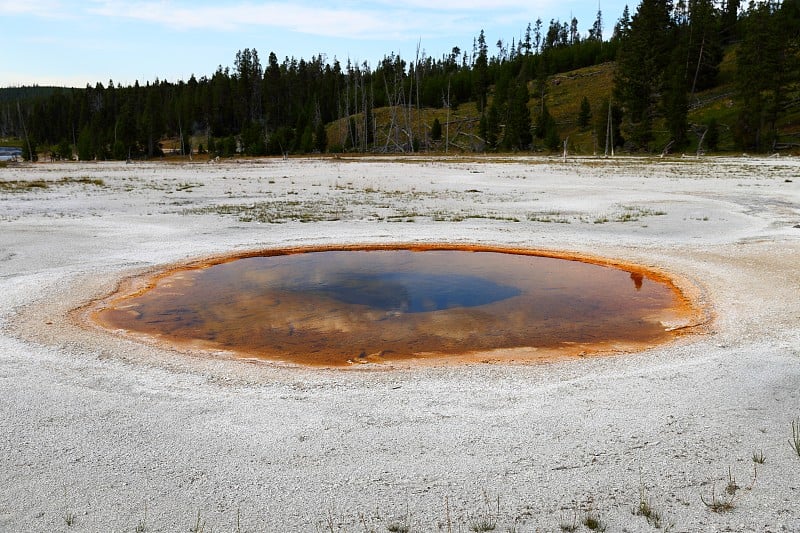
[[582, 508, 606, 531], [189, 509, 206, 533], [592, 205, 667, 224], [188, 200, 346, 223], [469, 518, 496, 532], [62, 485, 76, 527], [0, 176, 105, 192], [134, 502, 148, 532], [527, 211, 572, 223], [468, 493, 499, 533], [752, 449, 766, 464], [634, 491, 662, 528], [615, 205, 667, 222], [700, 483, 736, 513], [65, 176, 105, 186], [0, 179, 48, 191], [725, 466, 739, 496], [559, 508, 579, 532], [790, 418, 800, 458], [175, 181, 201, 191]]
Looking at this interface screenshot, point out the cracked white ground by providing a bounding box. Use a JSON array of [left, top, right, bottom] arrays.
[[1, 156, 798, 532]]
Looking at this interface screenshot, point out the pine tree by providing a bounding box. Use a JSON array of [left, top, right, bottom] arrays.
[[578, 96, 592, 129], [77, 126, 93, 160], [735, 2, 790, 151], [589, 9, 604, 41], [613, 5, 632, 40], [479, 105, 500, 150], [720, 0, 740, 44], [614, 0, 674, 150], [686, 0, 723, 95], [473, 30, 490, 111], [21, 138, 38, 162], [705, 117, 719, 151], [502, 80, 532, 150], [431, 118, 442, 141], [534, 103, 560, 151], [314, 121, 327, 153]]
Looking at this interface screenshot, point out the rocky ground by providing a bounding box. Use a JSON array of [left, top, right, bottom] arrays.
[[1, 155, 799, 532]]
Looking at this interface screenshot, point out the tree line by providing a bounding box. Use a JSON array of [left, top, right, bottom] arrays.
[[2, 0, 799, 160], [615, 0, 800, 153]]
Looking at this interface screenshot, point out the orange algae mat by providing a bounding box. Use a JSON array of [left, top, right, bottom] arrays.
[[93, 245, 701, 366]]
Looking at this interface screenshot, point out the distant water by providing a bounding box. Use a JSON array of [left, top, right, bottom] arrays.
[[0, 146, 22, 161]]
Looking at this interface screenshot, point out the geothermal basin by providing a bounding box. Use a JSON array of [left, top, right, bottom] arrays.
[[93, 245, 698, 366]]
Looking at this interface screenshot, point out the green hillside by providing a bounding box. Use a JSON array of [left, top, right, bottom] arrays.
[[2, 1, 799, 159], [328, 49, 800, 157]]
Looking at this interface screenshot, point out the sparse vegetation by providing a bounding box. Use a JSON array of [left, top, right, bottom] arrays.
[[0, 176, 105, 192], [528, 211, 572, 223], [135, 502, 148, 533], [62, 485, 76, 527], [725, 466, 739, 496], [469, 518, 496, 532], [790, 418, 800, 458], [701, 483, 736, 513], [190, 509, 205, 533], [752, 449, 766, 464], [634, 488, 666, 529], [615, 206, 667, 222], [468, 493, 499, 533], [582, 508, 606, 531], [559, 508, 579, 532]]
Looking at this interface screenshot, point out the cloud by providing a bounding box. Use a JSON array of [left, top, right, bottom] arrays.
[[0, 0, 66, 17], [370, 0, 554, 10], [83, 0, 551, 40], [86, 2, 401, 37]]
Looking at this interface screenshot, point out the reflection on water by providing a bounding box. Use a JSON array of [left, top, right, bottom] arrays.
[[305, 272, 521, 313], [97, 249, 686, 365]]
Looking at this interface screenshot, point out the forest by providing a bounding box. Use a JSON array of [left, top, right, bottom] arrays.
[[1, 0, 799, 161]]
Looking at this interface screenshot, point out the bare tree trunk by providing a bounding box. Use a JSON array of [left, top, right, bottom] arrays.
[[345, 60, 351, 149], [696, 126, 708, 157], [352, 66, 359, 150], [415, 41, 423, 151], [16, 101, 33, 162], [661, 139, 675, 157], [690, 33, 706, 103], [446, 79, 451, 155], [371, 82, 377, 150], [604, 101, 612, 157], [406, 60, 414, 151], [383, 75, 404, 153], [178, 117, 184, 158]]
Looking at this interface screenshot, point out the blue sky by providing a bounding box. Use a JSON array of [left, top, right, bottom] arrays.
[[2, 1, 631, 88]]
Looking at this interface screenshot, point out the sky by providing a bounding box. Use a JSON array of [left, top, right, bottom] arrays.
[[1, 0, 631, 88]]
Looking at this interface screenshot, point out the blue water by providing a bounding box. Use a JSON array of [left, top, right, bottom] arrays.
[[0, 147, 22, 161], [99, 248, 683, 365], [309, 272, 521, 313]]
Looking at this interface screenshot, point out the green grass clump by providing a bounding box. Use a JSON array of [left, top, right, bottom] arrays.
[[790, 418, 800, 458], [582, 509, 606, 531], [700, 484, 735, 513], [752, 449, 766, 464]]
